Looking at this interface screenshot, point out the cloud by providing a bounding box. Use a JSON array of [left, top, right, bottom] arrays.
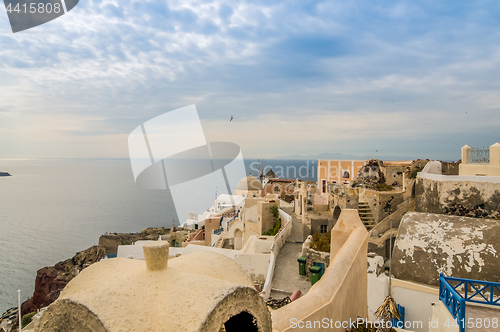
[[0, 0, 499, 158]]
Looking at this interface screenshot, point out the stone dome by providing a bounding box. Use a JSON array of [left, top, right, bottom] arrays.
[[236, 175, 263, 191], [35, 249, 272, 332]]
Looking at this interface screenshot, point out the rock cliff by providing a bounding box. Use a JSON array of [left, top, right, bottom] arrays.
[[21, 246, 105, 316], [98, 227, 170, 254]]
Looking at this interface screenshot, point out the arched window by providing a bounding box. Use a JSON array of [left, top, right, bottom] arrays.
[[224, 311, 258, 332]]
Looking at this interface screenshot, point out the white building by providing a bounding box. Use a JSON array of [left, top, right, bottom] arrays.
[[181, 194, 246, 229]]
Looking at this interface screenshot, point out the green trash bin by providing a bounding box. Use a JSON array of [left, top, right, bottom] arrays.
[[310, 265, 322, 285], [297, 256, 307, 276]]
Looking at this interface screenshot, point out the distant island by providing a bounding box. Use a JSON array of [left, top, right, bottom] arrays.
[[273, 152, 414, 161], [0, 172, 11, 177]]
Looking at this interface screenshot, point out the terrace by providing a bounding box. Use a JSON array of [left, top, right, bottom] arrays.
[[437, 274, 500, 332]]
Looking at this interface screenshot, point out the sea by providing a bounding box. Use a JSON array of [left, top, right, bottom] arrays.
[[0, 158, 316, 312]]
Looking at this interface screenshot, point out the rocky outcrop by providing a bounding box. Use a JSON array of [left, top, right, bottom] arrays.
[[21, 246, 106, 316], [352, 159, 386, 189], [98, 227, 170, 254]]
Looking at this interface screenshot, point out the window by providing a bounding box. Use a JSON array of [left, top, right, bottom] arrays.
[[320, 225, 328, 233]]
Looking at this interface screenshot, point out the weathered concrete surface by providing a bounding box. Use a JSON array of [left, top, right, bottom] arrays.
[[415, 175, 500, 219], [465, 304, 500, 332], [393, 212, 500, 287]]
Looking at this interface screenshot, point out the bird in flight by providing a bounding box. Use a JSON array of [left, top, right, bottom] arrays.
[[230, 115, 233, 122]]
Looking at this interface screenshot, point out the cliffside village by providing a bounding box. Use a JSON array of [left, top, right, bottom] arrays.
[[3, 143, 500, 332]]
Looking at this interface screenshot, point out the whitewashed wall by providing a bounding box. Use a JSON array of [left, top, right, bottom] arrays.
[[261, 208, 293, 299], [117, 242, 270, 282], [368, 272, 438, 332]]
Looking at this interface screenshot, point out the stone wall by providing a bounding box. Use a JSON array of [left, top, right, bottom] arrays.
[[415, 173, 500, 219], [441, 161, 460, 175], [359, 189, 404, 223], [383, 165, 406, 187], [310, 218, 334, 235], [368, 200, 415, 259]]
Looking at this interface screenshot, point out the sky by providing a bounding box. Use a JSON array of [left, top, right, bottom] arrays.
[[0, 0, 499, 161]]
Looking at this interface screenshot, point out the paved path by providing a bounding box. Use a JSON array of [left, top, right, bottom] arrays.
[[270, 207, 311, 299], [281, 206, 306, 243], [270, 242, 312, 299]]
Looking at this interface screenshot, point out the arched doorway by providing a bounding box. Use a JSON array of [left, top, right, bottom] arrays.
[[234, 229, 243, 250]]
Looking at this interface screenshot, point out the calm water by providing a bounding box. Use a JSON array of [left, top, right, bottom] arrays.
[[0, 158, 315, 312]]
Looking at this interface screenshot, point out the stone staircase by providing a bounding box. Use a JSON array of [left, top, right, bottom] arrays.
[[358, 202, 376, 230]]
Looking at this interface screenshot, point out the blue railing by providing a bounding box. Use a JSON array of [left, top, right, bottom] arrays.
[[391, 304, 405, 329], [439, 274, 466, 332], [439, 274, 500, 332]]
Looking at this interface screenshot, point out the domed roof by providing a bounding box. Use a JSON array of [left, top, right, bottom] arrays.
[[37, 249, 272, 331], [236, 175, 263, 191]]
